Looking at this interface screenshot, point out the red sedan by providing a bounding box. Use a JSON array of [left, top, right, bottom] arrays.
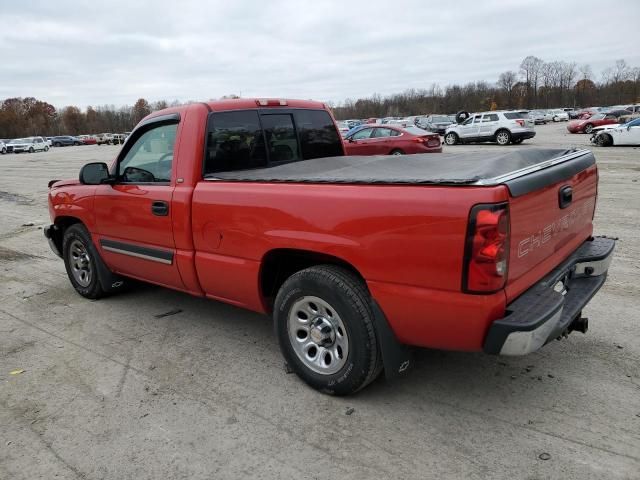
[[567, 113, 619, 134], [344, 125, 441, 155]]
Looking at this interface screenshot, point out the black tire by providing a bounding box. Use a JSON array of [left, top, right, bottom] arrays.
[[495, 129, 512, 145], [390, 149, 404, 155], [1, 147, 6, 154], [74, 142, 81, 146], [54, 142, 61, 147], [44, 146, 49, 152], [455, 110, 470, 124], [62, 224, 108, 299], [596, 133, 613, 147], [584, 124, 594, 134], [29, 147, 34, 153], [274, 265, 382, 395], [444, 132, 459, 145]]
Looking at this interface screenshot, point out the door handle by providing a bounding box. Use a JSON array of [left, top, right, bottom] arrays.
[[151, 200, 169, 216]]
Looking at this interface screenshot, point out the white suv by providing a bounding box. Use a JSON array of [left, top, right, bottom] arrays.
[[444, 111, 536, 146], [6, 136, 50, 153]]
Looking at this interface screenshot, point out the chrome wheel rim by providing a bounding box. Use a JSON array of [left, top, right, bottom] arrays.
[[287, 296, 349, 375], [445, 134, 456, 145], [392, 150, 403, 156], [497, 132, 509, 144], [69, 239, 92, 287], [585, 125, 593, 133]]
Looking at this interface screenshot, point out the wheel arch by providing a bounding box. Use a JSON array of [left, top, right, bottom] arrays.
[[51, 216, 84, 253], [259, 248, 366, 314]]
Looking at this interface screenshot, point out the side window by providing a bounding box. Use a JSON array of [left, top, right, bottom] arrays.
[[260, 114, 300, 163], [371, 128, 392, 138], [351, 128, 373, 140], [482, 114, 499, 122], [473, 116, 483, 123], [294, 110, 343, 159], [118, 123, 177, 183], [205, 111, 267, 174], [462, 117, 474, 125], [389, 129, 400, 136]]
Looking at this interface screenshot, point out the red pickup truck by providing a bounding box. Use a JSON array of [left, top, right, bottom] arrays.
[[45, 99, 615, 395]]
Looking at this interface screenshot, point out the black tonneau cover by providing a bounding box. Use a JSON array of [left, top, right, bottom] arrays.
[[208, 148, 595, 197]]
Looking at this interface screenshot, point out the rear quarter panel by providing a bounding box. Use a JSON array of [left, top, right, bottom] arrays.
[[191, 182, 510, 349]]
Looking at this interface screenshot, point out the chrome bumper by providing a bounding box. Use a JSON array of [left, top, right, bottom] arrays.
[[484, 236, 615, 356]]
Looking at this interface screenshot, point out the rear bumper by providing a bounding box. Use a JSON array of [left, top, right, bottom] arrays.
[[483, 236, 615, 355], [511, 131, 536, 141]]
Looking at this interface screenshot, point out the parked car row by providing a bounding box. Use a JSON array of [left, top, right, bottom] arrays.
[[0, 132, 132, 154]]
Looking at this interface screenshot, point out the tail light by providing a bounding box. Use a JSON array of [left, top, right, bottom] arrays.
[[515, 119, 525, 127], [414, 135, 441, 147], [463, 203, 510, 293]]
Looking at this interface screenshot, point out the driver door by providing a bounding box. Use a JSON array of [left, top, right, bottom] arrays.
[[459, 116, 481, 140], [93, 118, 185, 290], [345, 127, 376, 155]]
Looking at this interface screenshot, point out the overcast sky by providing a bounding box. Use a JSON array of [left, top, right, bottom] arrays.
[[1, 0, 639, 108]]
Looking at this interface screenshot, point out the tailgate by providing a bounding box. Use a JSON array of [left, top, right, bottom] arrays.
[[504, 151, 598, 302]]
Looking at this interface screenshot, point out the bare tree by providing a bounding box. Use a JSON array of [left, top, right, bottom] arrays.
[[520, 56, 543, 108], [498, 71, 517, 108]]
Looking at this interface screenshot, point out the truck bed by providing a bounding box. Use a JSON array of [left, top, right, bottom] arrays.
[[208, 148, 594, 197]]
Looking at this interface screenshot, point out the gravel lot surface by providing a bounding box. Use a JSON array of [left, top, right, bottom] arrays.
[[1, 122, 639, 479]]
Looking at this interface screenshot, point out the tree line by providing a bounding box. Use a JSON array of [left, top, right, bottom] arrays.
[[331, 57, 640, 119], [0, 98, 172, 139], [1, 57, 639, 138]]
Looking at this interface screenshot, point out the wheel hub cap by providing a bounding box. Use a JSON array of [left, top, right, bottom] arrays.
[[287, 296, 349, 375]]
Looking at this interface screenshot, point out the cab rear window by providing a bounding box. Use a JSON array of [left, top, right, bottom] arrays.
[[205, 109, 342, 174]]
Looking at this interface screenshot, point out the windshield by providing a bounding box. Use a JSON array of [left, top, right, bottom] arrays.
[[431, 116, 450, 123], [588, 114, 605, 121]]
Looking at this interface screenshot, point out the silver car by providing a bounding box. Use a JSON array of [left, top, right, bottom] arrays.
[[444, 111, 536, 146]]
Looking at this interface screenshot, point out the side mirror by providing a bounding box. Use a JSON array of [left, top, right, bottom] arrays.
[[79, 162, 111, 185]]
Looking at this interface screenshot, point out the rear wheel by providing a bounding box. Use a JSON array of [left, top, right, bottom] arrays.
[[495, 130, 512, 145], [390, 149, 404, 155], [274, 265, 382, 395], [444, 132, 459, 145], [584, 124, 594, 134]]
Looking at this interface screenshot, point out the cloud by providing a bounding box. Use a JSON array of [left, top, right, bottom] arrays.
[[1, 0, 638, 107]]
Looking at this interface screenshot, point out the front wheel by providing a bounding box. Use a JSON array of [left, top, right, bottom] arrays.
[[274, 265, 382, 395], [444, 132, 459, 145], [495, 130, 511, 145], [584, 124, 594, 134], [44, 146, 49, 152], [63, 224, 107, 299], [596, 133, 612, 147], [390, 149, 404, 155], [1, 147, 6, 154], [54, 142, 61, 147], [29, 147, 34, 153]]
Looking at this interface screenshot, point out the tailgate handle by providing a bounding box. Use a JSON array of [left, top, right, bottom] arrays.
[[559, 185, 573, 209], [151, 200, 169, 216]]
